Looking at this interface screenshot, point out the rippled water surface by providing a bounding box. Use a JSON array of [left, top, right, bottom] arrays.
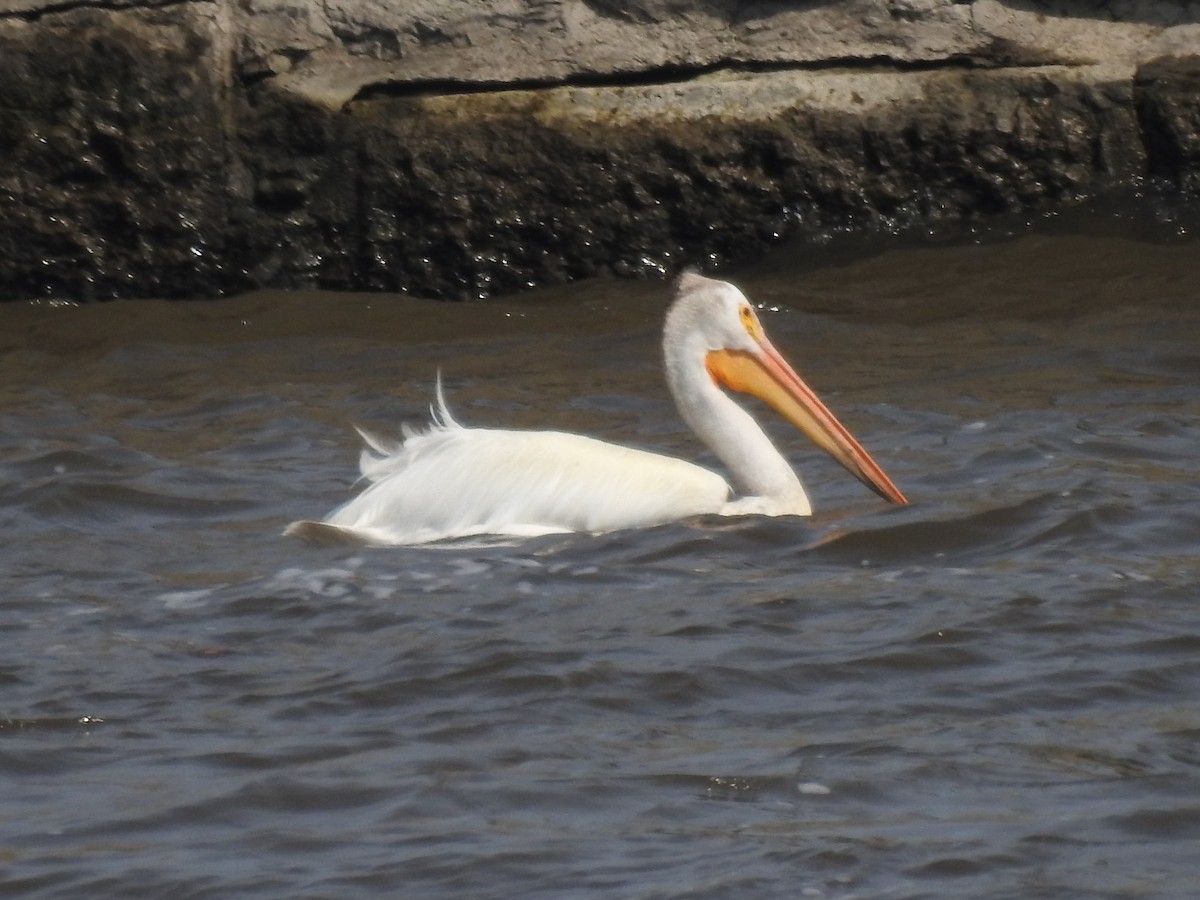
[[3, 231, 1199, 898]]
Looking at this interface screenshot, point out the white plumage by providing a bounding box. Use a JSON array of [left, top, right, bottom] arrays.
[[286, 273, 906, 546]]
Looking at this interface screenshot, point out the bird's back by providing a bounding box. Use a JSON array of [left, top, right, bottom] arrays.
[[290, 419, 730, 546]]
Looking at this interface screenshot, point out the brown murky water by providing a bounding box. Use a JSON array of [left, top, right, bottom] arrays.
[[2, 227, 1199, 898]]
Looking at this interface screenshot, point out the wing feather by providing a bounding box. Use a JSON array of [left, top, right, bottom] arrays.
[[318, 421, 729, 545], [290, 386, 731, 546]]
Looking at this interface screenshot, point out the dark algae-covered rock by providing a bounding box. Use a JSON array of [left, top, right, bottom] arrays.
[[0, 5, 234, 300], [0, 0, 1198, 301], [341, 66, 1147, 299], [1136, 55, 1200, 191]]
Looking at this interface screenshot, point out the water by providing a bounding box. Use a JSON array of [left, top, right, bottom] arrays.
[[2, 230, 1199, 898]]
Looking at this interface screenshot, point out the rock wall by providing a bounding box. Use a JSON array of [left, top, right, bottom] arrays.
[[0, 0, 1198, 300]]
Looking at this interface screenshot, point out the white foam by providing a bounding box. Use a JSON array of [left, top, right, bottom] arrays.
[[160, 588, 215, 610], [797, 781, 831, 795]]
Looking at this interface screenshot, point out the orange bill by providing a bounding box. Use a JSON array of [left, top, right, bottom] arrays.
[[706, 342, 908, 505]]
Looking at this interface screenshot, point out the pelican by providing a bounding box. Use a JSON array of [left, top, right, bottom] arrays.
[[286, 272, 907, 546]]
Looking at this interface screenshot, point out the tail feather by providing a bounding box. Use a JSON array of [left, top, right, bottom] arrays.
[[283, 520, 376, 547]]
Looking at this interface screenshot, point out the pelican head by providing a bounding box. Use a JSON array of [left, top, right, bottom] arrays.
[[664, 271, 908, 507]]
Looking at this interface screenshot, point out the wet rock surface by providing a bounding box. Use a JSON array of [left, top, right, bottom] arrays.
[[0, 5, 233, 300], [0, 1, 1198, 300]]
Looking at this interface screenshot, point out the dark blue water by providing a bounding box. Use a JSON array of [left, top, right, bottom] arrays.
[[2, 233, 1199, 898]]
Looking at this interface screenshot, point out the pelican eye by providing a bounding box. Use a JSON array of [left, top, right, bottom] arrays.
[[738, 305, 762, 341]]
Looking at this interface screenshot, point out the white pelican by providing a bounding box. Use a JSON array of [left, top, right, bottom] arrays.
[[286, 272, 907, 546]]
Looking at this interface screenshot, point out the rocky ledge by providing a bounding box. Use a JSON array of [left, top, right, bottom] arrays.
[[0, 0, 1198, 301]]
